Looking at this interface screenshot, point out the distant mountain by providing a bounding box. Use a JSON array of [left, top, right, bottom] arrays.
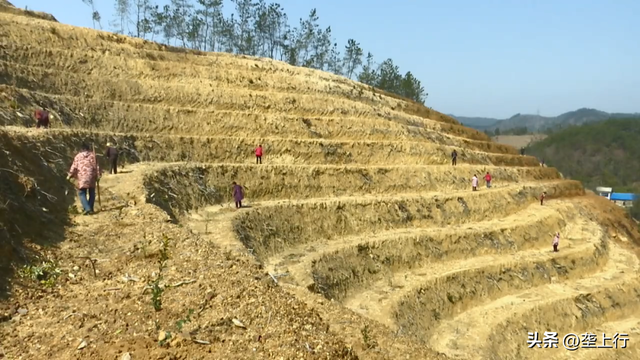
[[451, 108, 640, 132], [451, 116, 499, 128]]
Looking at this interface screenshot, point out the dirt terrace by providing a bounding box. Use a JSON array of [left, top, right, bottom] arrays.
[[1, 3, 640, 360]]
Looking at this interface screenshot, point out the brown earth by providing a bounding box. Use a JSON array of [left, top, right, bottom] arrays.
[[1, 3, 639, 360], [492, 134, 548, 149]]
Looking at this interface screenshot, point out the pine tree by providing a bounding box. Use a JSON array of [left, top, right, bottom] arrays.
[[195, 0, 223, 51], [131, 0, 153, 38], [106, 0, 428, 101], [298, 9, 320, 66], [112, 0, 131, 35], [82, 0, 102, 29], [327, 42, 343, 75], [399, 71, 426, 103], [375, 58, 402, 93], [310, 26, 332, 70], [343, 39, 363, 79], [169, 0, 194, 47], [357, 52, 378, 86], [231, 0, 257, 55]]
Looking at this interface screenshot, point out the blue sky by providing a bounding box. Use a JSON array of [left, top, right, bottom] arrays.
[[10, 0, 640, 118]]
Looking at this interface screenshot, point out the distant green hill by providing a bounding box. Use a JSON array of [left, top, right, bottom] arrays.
[[452, 108, 639, 132], [526, 118, 640, 193]]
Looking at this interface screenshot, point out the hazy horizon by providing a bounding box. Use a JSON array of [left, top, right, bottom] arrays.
[[451, 108, 640, 120]]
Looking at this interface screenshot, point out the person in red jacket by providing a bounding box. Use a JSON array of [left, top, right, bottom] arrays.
[[34, 109, 50, 129], [255, 145, 263, 164], [484, 172, 492, 188]]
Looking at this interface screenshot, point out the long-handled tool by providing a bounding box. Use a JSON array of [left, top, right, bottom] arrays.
[[92, 144, 102, 211]]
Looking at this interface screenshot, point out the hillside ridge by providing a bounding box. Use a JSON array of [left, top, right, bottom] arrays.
[[0, 0, 57, 22], [453, 107, 640, 132], [1, 4, 639, 360]]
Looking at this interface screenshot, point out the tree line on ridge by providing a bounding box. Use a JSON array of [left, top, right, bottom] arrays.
[[81, 0, 427, 103]]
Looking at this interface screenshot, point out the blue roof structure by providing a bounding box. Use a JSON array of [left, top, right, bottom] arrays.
[[610, 193, 638, 201]]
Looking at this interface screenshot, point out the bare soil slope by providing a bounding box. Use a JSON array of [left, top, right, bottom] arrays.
[[1, 4, 639, 360], [492, 134, 548, 149]]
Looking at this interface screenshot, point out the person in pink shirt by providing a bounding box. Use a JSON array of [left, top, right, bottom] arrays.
[[471, 174, 478, 191], [67, 143, 101, 215], [552, 232, 560, 252], [255, 145, 263, 164], [484, 172, 492, 188]]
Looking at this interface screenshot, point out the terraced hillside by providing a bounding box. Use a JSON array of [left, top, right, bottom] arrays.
[[1, 3, 640, 359]]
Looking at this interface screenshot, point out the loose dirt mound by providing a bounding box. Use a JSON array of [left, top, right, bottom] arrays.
[[0, 5, 639, 360]]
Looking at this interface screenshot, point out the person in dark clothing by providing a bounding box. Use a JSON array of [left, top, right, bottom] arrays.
[[451, 149, 458, 166], [34, 109, 50, 129], [520, 147, 525, 156], [232, 182, 244, 209], [105, 142, 119, 174], [540, 191, 547, 205]]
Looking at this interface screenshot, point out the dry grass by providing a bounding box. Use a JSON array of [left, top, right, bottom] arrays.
[[232, 181, 584, 261], [0, 130, 75, 296], [0, 177, 360, 359], [486, 277, 640, 359], [0, 83, 510, 151], [310, 202, 574, 302], [1, 4, 640, 360], [0, 126, 540, 166], [492, 134, 548, 149], [575, 192, 640, 245], [142, 162, 563, 219], [395, 233, 608, 341], [0, 12, 498, 147], [1, 61, 499, 151]]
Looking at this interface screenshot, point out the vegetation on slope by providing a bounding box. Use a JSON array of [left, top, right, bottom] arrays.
[[526, 118, 640, 193], [80, 0, 427, 103]]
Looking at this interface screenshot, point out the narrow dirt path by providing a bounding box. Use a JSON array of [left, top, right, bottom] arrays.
[[343, 214, 600, 328], [264, 200, 569, 291], [192, 179, 567, 212], [550, 317, 640, 360], [101, 164, 564, 256], [179, 173, 446, 358], [7, 161, 371, 359], [429, 222, 640, 359], [1, 125, 522, 158], [186, 208, 245, 253], [93, 164, 601, 360]]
